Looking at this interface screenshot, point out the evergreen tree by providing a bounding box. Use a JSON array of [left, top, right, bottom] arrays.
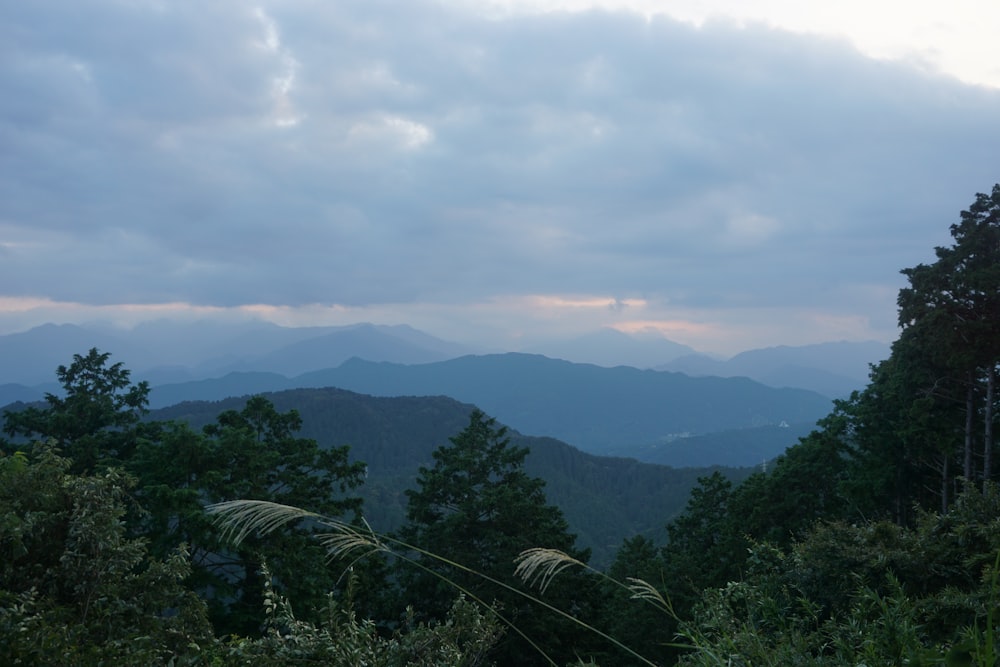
[[598, 535, 673, 666], [803, 184, 1000, 522], [660, 472, 748, 618], [845, 337, 972, 519], [897, 184, 1000, 491], [729, 416, 851, 548], [134, 395, 367, 637], [3, 348, 152, 472], [398, 408, 596, 666]]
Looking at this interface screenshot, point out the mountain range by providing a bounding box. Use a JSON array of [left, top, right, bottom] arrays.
[[0, 320, 887, 394], [0, 321, 867, 562], [8, 351, 832, 466], [658, 340, 890, 398], [0, 321, 478, 387], [0, 320, 888, 466]]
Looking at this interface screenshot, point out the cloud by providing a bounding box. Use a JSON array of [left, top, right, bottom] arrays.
[[1, 0, 998, 353], [347, 114, 433, 150]]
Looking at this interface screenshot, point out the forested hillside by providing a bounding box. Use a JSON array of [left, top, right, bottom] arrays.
[[602, 420, 818, 467], [150, 388, 742, 566], [2, 185, 1000, 665]]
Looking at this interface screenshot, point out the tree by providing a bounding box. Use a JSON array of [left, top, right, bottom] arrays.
[[597, 535, 673, 666], [133, 395, 367, 637], [897, 184, 1000, 491], [0, 444, 215, 664], [679, 483, 1000, 666], [3, 348, 152, 472], [812, 185, 1000, 521], [832, 352, 961, 523], [3, 350, 370, 637], [398, 408, 597, 666], [650, 185, 1000, 664], [724, 417, 851, 549], [645, 469, 752, 665], [662, 472, 747, 600]]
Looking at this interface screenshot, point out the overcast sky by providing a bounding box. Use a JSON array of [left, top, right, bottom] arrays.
[[2, 0, 999, 356]]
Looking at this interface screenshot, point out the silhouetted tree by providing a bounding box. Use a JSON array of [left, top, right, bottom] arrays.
[[3, 348, 151, 472], [399, 408, 596, 666]]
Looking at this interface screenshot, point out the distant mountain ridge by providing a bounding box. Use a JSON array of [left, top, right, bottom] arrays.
[[0, 322, 887, 399], [135, 353, 833, 461], [0, 321, 478, 386], [0, 323, 146, 386], [0, 320, 843, 463], [660, 340, 889, 397], [522, 327, 697, 369]]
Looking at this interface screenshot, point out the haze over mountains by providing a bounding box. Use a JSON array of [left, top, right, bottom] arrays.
[[0, 320, 887, 391], [659, 340, 890, 399], [0, 320, 889, 467], [0, 321, 481, 387]]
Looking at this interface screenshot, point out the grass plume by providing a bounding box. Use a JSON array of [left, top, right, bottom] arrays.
[[208, 499, 667, 666], [514, 547, 587, 594]]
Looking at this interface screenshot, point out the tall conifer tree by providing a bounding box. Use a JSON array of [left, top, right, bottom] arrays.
[[399, 409, 596, 666]]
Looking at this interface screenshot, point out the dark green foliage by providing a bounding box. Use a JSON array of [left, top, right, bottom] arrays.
[[679, 484, 1000, 665], [133, 395, 367, 637], [3, 348, 152, 471], [663, 473, 748, 603], [641, 181, 1000, 662], [722, 186, 1000, 531], [0, 444, 215, 665], [147, 387, 752, 568], [835, 351, 959, 522], [601, 429, 853, 664], [676, 553, 938, 666], [892, 184, 1000, 498], [219, 577, 503, 667], [399, 408, 599, 666], [0, 446, 502, 666], [899, 184, 1000, 376], [518, 433, 750, 568], [2, 349, 371, 639], [729, 417, 852, 548], [597, 536, 674, 666]]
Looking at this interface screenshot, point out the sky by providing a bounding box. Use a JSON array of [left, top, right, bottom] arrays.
[[2, 0, 999, 357]]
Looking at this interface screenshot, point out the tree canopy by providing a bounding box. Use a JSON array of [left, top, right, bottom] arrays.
[[134, 395, 368, 636], [399, 408, 598, 665], [3, 348, 152, 471]]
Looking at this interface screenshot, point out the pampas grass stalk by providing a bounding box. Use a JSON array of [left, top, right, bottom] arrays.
[[208, 499, 557, 665], [207, 499, 665, 667], [514, 546, 675, 615]]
